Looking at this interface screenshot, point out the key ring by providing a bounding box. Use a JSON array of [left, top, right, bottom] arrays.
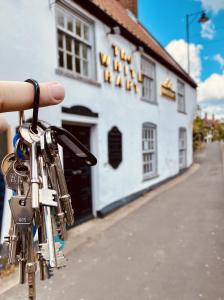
[[25, 79, 40, 134]]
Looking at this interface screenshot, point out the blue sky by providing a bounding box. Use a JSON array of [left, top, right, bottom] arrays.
[[139, 0, 224, 119]]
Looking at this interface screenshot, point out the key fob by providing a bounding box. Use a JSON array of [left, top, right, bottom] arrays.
[[49, 126, 97, 166]]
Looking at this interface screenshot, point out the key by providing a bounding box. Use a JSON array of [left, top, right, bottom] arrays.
[[45, 128, 74, 226], [5, 166, 19, 191], [26, 226, 36, 300], [4, 219, 18, 265], [39, 153, 57, 268], [1, 152, 16, 175], [19, 232, 27, 284], [48, 164, 67, 240], [9, 194, 33, 229], [19, 123, 44, 209]]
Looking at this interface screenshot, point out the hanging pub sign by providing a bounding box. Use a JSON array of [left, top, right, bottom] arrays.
[[108, 126, 122, 169], [161, 79, 176, 101], [99, 44, 143, 93]]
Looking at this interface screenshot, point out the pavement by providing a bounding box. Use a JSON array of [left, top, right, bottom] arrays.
[[1, 142, 224, 300]]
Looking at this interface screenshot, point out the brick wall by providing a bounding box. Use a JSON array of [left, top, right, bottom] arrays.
[[117, 0, 138, 17]]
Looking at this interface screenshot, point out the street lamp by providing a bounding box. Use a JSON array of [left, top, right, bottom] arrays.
[[186, 11, 209, 75]]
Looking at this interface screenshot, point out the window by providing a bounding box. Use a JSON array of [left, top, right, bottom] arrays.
[[142, 123, 157, 178], [179, 128, 187, 169], [177, 80, 185, 113], [141, 57, 156, 103], [56, 7, 94, 79]]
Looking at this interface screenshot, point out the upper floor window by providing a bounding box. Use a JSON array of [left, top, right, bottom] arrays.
[[56, 7, 94, 79], [141, 57, 156, 103], [177, 80, 185, 113], [142, 123, 157, 179]]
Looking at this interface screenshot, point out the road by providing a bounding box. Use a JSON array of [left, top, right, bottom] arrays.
[[2, 142, 224, 300]]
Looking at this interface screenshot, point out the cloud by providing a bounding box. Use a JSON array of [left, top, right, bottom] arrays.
[[166, 39, 203, 82], [200, 0, 224, 13], [197, 73, 224, 101], [201, 20, 216, 39], [214, 54, 224, 72]]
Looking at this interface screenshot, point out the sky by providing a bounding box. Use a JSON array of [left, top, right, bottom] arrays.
[[139, 0, 224, 120]]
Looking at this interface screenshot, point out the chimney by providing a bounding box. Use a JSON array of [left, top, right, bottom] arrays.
[[117, 0, 138, 17]]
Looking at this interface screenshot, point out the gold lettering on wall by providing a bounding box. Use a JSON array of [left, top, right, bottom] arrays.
[[112, 44, 119, 56], [133, 83, 139, 93], [115, 76, 122, 87], [126, 55, 132, 64], [100, 43, 143, 93], [100, 52, 110, 67], [160, 79, 176, 100], [104, 70, 113, 83], [130, 68, 136, 79], [120, 49, 127, 61], [126, 80, 132, 91], [113, 60, 122, 72], [124, 65, 129, 76], [138, 72, 143, 83]]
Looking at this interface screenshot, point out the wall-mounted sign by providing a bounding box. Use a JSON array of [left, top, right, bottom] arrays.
[[108, 126, 122, 169], [161, 79, 176, 101], [99, 44, 143, 93]]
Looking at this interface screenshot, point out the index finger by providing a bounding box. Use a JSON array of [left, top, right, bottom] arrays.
[[0, 81, 65, 113]]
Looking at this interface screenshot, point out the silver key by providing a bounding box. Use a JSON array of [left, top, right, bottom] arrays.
[[39, 154, 57, 268], [45, 129, 74, 226], [19, 124, 44, 209]]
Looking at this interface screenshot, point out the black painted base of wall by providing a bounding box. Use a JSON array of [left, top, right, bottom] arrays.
[[97, 166, 190, 218]]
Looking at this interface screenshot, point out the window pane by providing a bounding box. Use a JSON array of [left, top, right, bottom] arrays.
[[82, 45, 88, 59], [57, 10, 64, 27], [67, 54, 73, 70], [75, 57, 81, 73], [58, 31, 63, 48], [84, 24, 89, 41], [67, 16, 73, 32], [66, 35, 72, 52], [59, 51, 64, 67], [83, 60, 89, 76], [75, 41, 80, 56], [76, 19, 82, 36]]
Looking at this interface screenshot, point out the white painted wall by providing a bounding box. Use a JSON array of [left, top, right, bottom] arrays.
[[0, 0, 197, 240]]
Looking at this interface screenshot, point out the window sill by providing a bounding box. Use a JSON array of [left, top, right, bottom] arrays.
[[177, 110, 187, 115], [142, 173, 159, 182], [55, 68, 101, 88], [141, 97, 158, 106]]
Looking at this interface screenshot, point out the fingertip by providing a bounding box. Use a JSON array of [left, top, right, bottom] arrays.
[[48, 82, 65, 103]]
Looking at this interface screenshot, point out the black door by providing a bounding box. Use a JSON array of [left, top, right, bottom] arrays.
[[62, 124, 93, 224]]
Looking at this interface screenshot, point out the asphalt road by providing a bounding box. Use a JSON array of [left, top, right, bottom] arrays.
[[2, 142, 224, 300]]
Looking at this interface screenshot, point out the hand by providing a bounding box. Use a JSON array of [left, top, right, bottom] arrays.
[[0, 81, 65, 113]]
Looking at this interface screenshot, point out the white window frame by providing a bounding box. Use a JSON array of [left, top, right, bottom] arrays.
[[142, 123, 157, 179], [56, 6, 95, 80], [177, 80, 186, 113], [179, 127, 187, 169], [141, 57, 157, 104]]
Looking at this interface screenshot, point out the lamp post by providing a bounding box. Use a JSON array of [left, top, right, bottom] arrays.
[[186, 11, 209, 75]]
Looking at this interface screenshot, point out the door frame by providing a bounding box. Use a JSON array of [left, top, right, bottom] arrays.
[[62, 113, 99, 217]]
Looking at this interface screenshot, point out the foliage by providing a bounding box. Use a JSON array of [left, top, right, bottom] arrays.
[[193, 114, 224, 151]]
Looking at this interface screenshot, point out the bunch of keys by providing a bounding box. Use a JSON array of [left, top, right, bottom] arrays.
[[1, 79, 97, 300]]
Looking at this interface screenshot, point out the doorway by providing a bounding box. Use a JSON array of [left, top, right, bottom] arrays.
[[62, 123, 93, 224]]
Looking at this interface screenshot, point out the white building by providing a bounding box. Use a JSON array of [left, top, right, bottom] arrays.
[[0, 0, 197, 240]]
